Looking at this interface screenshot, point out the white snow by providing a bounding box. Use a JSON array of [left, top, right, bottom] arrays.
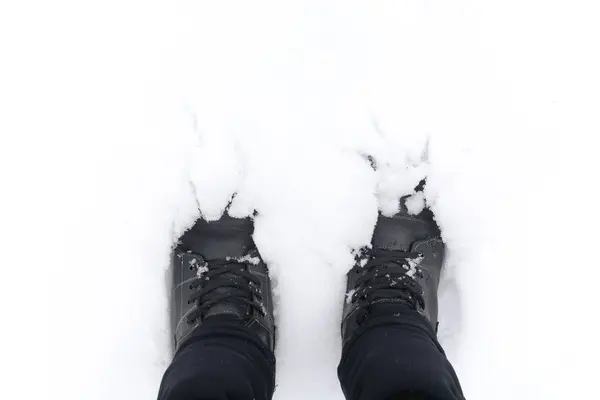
[[346, 289, 357, 305], [405, 256, 423, 279], [196, 265, 209, 278], [229, 254, 262, 266], [2, 1, 599, 400], [405, 192, 426, 215]]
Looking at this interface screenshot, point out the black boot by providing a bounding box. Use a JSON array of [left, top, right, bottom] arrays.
[[342, 184, 444, 345], [338, 182, 464, 400], [158, 214, 276, 400], [171, 214, 275, 352]]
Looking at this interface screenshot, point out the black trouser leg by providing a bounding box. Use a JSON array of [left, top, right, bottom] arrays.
[[338, 306, 465, 400], [157, 318, 275, 400]]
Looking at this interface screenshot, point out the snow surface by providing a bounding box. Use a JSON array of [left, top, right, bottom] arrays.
[[2, 1, 600, 400]]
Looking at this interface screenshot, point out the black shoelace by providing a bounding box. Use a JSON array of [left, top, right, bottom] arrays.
[[186, 257, 264, 325], [351, 248, 426, 322]]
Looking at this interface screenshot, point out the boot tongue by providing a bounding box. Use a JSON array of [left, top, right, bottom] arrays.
[[182, 216, 254, 260], [372, 214, 427, 251], [195, 233, 251, 259]]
